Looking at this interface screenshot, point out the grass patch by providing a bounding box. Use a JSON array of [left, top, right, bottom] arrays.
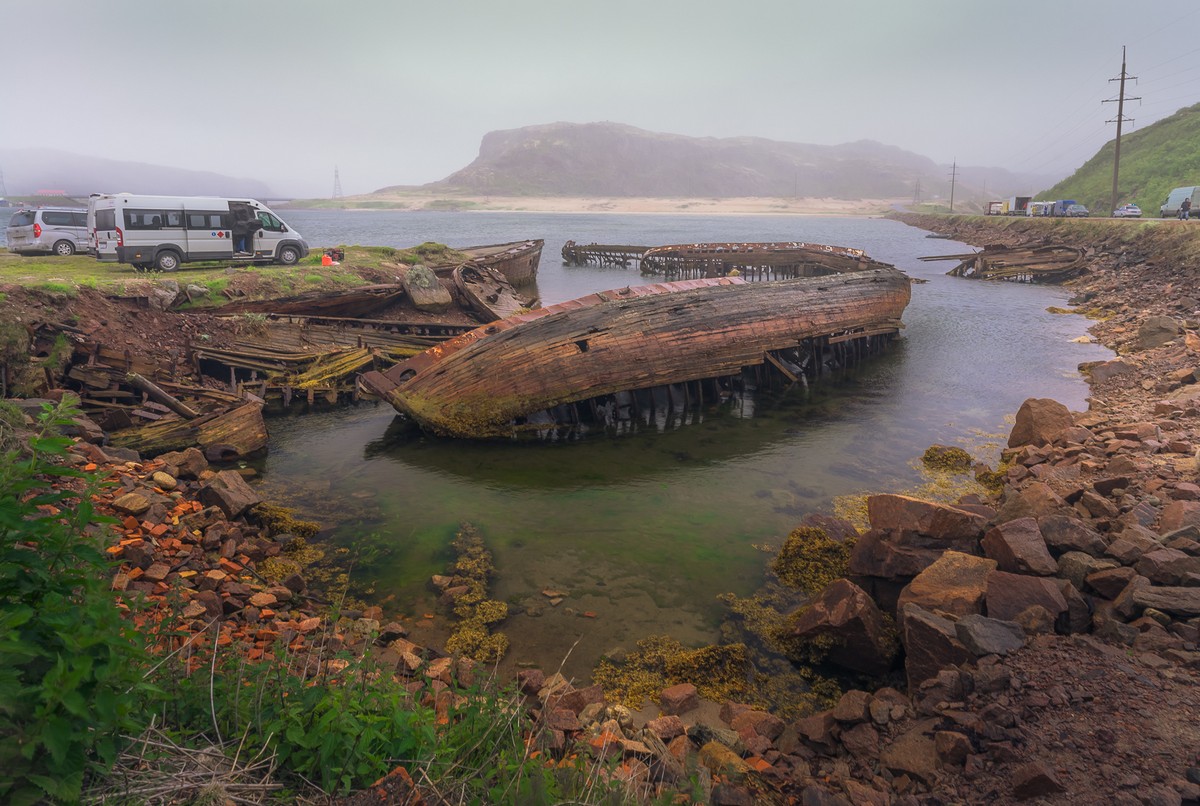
[[36, 281, 76, 296]]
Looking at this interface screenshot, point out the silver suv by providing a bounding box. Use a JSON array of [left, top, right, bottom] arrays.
[[5, 207, 89, 256]]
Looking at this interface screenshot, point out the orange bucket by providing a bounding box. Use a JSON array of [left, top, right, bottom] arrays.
[[321, 253, 333, 267]]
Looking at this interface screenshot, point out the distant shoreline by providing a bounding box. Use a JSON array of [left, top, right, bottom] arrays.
[[283, 195, 904, 217]]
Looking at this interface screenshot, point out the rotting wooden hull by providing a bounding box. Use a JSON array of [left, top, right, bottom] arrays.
[[920, 244, 1088, 283], [217, 284, 406, 317], [640, 241, 893, 281], [107, 401, 267, 459], [452, 264, 538, 323], [359, 268, 911, 438], [453, 239, 543, 285]]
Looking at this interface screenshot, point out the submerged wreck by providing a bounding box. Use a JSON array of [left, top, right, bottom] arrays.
[[921, 243, 1089, 283], [359, 265, 911, 438]]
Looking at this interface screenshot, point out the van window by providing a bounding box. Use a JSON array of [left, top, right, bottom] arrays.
[[126, 210, 184, 229], [95, 210, 116, 230], [257, 211, 284, 232], [186, 211, 230, 229], [41, 211, 76, 226], [71, 212, 86, 227], [9, 211, 34, 227]]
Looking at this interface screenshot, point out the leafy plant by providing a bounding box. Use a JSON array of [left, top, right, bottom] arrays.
[[0, 401, 152, 805]]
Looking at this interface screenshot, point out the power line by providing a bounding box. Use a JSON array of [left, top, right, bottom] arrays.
[[948, 159, 957, 213], [1104, 46, 1140, 214]]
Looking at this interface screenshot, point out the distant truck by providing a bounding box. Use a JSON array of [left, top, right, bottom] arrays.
[[88, 193, 309, 271], [1027, 201, 1054, 217], [1004, 196, 1031, 216], [1160, 186, 1200, 218], [985, 196, 1031, 216]]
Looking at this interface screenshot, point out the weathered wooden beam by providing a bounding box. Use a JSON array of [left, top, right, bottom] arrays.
[[126, 372, 200, 419]]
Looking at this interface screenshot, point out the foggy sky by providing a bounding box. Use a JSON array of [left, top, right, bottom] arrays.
[[3, 1, 1198, 198]]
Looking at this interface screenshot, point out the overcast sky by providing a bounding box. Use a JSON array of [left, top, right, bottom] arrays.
[[3, 1, 1199, 198]]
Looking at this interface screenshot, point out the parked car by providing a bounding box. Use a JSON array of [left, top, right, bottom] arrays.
[[1112, 203, 1142, 218], [1065, 204, 1090, 218], [5, 207, 89, 256]]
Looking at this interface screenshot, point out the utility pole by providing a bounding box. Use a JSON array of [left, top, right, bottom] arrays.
[[0, 166, 8, 199], [913, 178, 922, 205], [948, 159, 957, 213], [332, 166, 344, 201], [1104, 46, 1139, 215]]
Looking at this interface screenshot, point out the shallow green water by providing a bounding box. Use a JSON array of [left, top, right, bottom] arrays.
[[250, 212, 1111, 679]]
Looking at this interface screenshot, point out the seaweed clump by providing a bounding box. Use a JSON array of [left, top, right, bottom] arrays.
[[442, 523, 509, 664], [252, 503, 321, 539], [770, 526, 853, 595], [921, 444, 973, 473], [591, 635, 755, 710]]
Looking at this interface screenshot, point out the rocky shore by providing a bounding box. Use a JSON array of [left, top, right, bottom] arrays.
[[10, 212, 1200, 804]]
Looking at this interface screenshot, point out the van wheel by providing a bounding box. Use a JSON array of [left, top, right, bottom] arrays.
[[155, 251, 181, 272], [278, 245, 300, 265], [53, 240, 76, 257]]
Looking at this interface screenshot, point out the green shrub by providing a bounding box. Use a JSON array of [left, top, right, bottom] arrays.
[[0, 401, 152, 805]]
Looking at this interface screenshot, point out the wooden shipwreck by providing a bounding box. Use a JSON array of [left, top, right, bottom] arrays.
[[450, 239, 543, 285], [559, 241, 890, 281], [639, 242, 894, 281], [359, 265, 911, 438], [452, 265, 537, 323], [921, 244, 1089, 283], [561, 241, 650, 268]]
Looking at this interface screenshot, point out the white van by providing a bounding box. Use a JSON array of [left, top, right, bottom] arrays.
[[1160, 186, 1200, 219], [88, 193, 309, 271]]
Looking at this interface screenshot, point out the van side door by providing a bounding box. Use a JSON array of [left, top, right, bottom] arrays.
[[185, 209, 234, 261]]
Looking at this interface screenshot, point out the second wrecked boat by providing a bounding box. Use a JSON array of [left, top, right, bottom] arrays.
[[360, 265, 911, 438]]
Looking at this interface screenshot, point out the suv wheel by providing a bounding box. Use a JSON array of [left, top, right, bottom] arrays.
[[277, 245, 300, 265], [53, 240, 76, 257]]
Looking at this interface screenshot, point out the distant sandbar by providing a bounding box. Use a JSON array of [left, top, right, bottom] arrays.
[[291, 195, 901, 217]]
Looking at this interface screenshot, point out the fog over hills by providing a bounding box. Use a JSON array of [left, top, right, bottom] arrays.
[[0, 149, 273, 200], [387, 122, 1055, 201]]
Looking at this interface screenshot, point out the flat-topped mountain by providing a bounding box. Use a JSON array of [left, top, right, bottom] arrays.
[[377, 122, 1043, 200]]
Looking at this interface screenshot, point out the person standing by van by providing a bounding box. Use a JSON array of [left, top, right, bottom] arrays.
[[1182, 197, 1193, 221], [232, 209, 263, 253]]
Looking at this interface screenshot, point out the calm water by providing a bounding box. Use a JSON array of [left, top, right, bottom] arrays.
[[245, 210, 1108, 678]]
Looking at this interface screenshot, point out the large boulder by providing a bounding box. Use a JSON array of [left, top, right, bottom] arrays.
[[895, 551, 996, 618], [900, 604, 974, 690], [981, 518, 1057, 576], [1008, 398, 1074, 448], [400, 264, 453, 313], [1136, 548, 1200, 586], [954, 614, 1026, 656], [1129, 585, 1200, 618], [867, 494, 988, 541], [851, 496, 989, 582], [198, 469, 262, 520], [1137, 315, 1184, 350], [1159, 500, 1200, 535], [996, 482, 1069, 522], [985, 570, 1068, 623], [790, 579, 898, 676], [1038, 515, 1107, 557]]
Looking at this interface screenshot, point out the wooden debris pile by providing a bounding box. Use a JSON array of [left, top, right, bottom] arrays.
[[922, 243, 1090, 283], [197, 314, 474, 407]]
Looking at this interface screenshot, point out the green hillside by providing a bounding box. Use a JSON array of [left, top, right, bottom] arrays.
[[1039, 102, 1200, 216]]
